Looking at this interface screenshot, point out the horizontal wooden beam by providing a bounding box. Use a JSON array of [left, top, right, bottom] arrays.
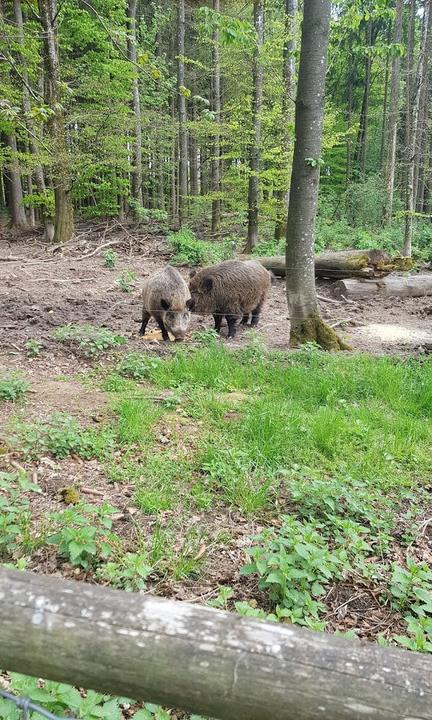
[[1, 569, 432, 720]]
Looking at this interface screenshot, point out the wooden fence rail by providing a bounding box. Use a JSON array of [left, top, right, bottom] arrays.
[[1, 569, 432, 720]]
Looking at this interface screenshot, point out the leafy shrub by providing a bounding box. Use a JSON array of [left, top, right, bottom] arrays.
[[0, 373, 29, 402], [241, 516, 348, 624], [118, 352, 162, 380], [0, 472, 41, 560], [168, 228, 234, 266], [96, 553, 153, 591], [48, 502, 120, 569], [54, 324, 125, 357], [390, 557, 432, 652], [8, 413, 113, 460], [24, 339, 43, 358], [103, 248, 117, 268], [116, 269, 136, 292]]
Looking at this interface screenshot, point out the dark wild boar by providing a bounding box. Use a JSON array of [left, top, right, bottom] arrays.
[[189, 259, 271, 338], [140, 266, 193, 342]]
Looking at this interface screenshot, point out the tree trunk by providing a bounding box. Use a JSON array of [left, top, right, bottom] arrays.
[[274, 0, 297, 240], [4, 133, 27, 229], [38, 0, 74, 244], [14, 0, 54, 239], [245, 0, 264, 252], [404, 0, 432, 257], [177, 0, 188, 227], [401, 0, 416, 203], [346, 48, 355, 187], [332, 274, 432, 301], [414, 42, 430, 212], [211, 0, 221, 232], [383, 0, 403, 225], [127, 0, 143, 209], [285, 0, 347, 350], [189, 99, 199, 197], [355, 22, 372, 177], [379, 34, 390, 171]]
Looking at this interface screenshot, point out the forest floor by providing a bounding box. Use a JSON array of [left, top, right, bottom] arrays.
[[1, 223, 432, 719]]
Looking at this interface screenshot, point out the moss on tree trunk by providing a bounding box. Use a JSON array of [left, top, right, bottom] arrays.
[[290, 313, 351, 351]]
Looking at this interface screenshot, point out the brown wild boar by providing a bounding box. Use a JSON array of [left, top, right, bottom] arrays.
[[140, 266, 193, 342], [189, 260, 271, 338]]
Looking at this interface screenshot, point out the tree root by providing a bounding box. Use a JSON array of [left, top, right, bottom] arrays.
[[290, 313, 351, 351]]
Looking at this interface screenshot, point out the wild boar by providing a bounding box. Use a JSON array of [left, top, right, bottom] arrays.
[[189, 259, 271, 338], [140, 266, 193, 342]]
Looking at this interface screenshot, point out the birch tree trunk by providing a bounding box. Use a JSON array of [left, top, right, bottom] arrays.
[[285, 0, 348, 350], [38, 0, 74, 244], [274, 0, 297, 240], [177, 0, 188, 227], [127, 0, 143, 208], [404, 0, 432, 257], [211, 0, 221, 232], [383, 0, 403, 225], [245, 0, 264, 252]]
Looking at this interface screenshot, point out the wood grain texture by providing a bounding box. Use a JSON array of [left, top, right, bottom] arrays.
[[1, 569, 432, 720], [332, 274, 432, 300]]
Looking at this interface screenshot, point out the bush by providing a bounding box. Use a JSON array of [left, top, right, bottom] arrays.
[[54, 324, 125, 358], [167, 228, 235, 266], [118, 352, 162, 380], [8, 413, 113, 460], [0, 374, 29, 402]]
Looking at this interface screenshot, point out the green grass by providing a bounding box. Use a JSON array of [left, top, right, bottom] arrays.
[[4, 343, 432, 659]]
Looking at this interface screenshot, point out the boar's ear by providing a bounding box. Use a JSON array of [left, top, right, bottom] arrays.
[[189, 269, 197, 278], [186, 298, 195, 310], [202, 276, 213, 292], [160, 298, 171, 311]]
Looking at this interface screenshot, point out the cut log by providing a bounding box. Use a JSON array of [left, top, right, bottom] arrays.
[[256, 249, 413, 280], [1, 569, 432, 720], [332, 274, 432, 300]]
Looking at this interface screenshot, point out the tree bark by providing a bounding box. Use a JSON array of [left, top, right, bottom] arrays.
[[127, 0, 143, 209], [379, 39, 390, 171], [355, 22, 372, 177], [211, 0, 221, 232], [383, 0, 403, 225], [2, 568, 432, 720], [332, 274, 432, 300], [285, 0, 347, 349], [177, 0, 188, 227], [38, 0, 74, 244], [4, 133, 28, 229], [401, 0, 416, 202], [404, 0, 432, 257], [274, 0, 297, 240], [245, 0, 264, 252], [189, 100, 199, 197]]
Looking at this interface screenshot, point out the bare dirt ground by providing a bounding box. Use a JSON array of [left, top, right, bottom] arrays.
[[1, 223, 431, 362]]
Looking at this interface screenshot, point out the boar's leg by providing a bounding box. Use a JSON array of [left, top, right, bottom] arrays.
[[213, 314, 223, 333], [250, 299, 264, 327], [226, 315, 238, 339], [241, 314, 250, 325], [154, 314, 170, 342], [139, 311, 151, 336]]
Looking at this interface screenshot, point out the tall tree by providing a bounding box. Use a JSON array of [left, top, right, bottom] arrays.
[[4, 133, 28, 229], [404, 0, 432, 256], [127, 0, 143, 208], [285, 0, 347, 349], [245, 0, 264, 252], [38, 0, 74, 243], [211, 0, 221, 232], [13, 0, 53, 238], [274, 0, 297, 240], [177, 0, 188, 226], [383, 0, 404, 225], [354, 21, 373, 176]]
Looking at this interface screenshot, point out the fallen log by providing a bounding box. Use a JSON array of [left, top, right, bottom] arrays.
[[332, 274, 432, 300], [1, 568, 432, 720], [256, 249, 413, 280]]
